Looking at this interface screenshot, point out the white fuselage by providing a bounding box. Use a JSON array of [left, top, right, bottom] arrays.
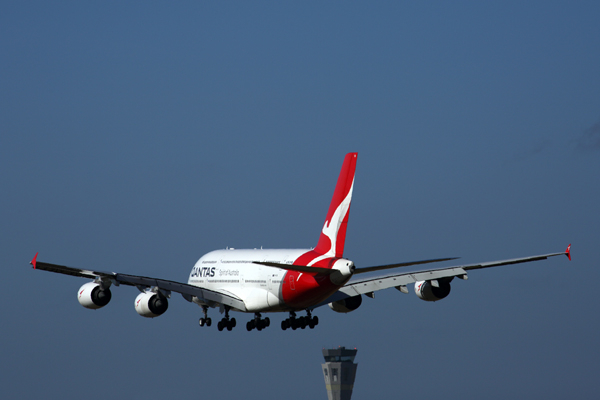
[[187, 248, 308, 313]]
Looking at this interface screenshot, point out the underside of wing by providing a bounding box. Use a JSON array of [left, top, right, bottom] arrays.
[[313, 267, 468, 308], [114, 274, 246, 311], [29, 255, 246, 311], [313, 245, 571, 309], [32, 258, 114, 280]]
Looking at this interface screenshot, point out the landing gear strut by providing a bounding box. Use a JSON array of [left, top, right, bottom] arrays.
[[246, 312, 270, 331], [281, 310, 319, 331], [199, 305, 212, 327], [217, 306, 236, 331]]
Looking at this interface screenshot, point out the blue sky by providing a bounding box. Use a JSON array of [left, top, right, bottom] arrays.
[[2, 2, 599, 399]]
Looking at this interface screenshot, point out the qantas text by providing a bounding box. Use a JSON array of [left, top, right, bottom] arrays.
[[190, 267, 216, 278]]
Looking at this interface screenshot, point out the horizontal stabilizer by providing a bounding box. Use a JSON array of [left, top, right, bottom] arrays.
[[252, 261, 335, 275]]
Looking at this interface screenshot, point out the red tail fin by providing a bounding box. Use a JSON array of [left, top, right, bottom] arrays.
[[314, 153, 357, 258]]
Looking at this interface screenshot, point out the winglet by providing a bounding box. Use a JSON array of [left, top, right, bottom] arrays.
[[30, 252, 38, 269], [565, 244, 571, 261]]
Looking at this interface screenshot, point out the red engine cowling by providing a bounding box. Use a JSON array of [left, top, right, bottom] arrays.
[[328, 295, 362, 313], [78, 282, 112, 310], [414, 279, 451, 302], [135, 292, 169, 318]]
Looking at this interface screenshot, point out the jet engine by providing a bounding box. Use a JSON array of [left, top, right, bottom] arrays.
[[78, 282, 112, 310], [135, 291, 169, 318], [329, 295, 362, 313], [414, 278, 452, 302]]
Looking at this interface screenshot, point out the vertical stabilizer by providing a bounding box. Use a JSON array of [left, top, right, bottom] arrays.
[[313, 153, 357, 259]]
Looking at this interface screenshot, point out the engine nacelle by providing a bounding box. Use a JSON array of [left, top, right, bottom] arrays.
[[78, 282, 112, 310], [329, 295, 362, 313], [135, 292, 169, 318], [414, 279, 451, 302], [329, 258, 356, 285]]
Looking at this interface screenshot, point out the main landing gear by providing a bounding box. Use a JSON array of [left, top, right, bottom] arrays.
[[281, 310, 319, 330], [199, 307, 318, 332], [217, 307, 236, 331], [246, 313, 270, 331], [198, 305, 212, 327], [199, 305, 237, 331]]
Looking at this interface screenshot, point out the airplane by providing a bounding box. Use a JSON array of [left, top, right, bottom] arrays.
[[27, 152, 571, 332]]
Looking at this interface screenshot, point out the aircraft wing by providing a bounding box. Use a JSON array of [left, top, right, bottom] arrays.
[[29, 255, 247, 311], [314, 245, 571, 307]]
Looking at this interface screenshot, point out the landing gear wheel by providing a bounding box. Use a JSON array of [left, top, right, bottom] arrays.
[[216, 306, 235, 331], [200, 305, 211, 328], [281, 320, 287, 330], [247, 312, 270, 332], [219, 317, 234, 331]]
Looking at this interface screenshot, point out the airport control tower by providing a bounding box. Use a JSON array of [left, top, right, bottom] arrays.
[[321, 347, 358, 400]]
